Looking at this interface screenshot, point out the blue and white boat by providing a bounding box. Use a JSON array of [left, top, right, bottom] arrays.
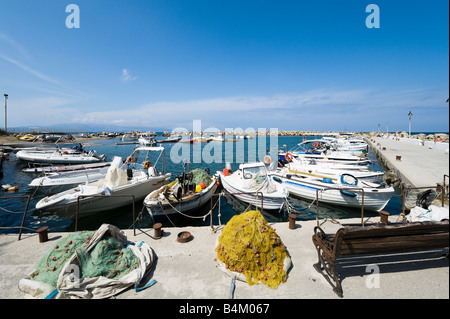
[[217, 162, 289, 211], [269, 167, 395, 212]]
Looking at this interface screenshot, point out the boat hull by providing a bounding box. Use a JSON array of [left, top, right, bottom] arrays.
[[144, 177, 219, 217], [218, 172, 287, 210], [16, 150, 103, 164], [270, 172, 394, 212], [36, 174, 171, 220]]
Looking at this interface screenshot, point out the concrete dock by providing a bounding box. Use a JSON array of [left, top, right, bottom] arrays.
[[366, 137, 449, 188], [1, 217, 448, 301]]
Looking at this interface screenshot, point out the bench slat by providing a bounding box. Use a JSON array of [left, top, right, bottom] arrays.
[[340, 232, 449, 255]]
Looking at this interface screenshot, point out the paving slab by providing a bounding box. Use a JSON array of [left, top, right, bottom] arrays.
[[367, 137, 449, 187]]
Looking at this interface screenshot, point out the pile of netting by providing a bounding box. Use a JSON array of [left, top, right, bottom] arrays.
[[19, 224, 155, 299], [29, 231, 95, 288], [74, 237, 140, 280], [190, 168, 212, 187], [215, 210, 290, 289]]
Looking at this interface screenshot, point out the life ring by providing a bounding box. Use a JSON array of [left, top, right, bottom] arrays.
[[285, 153, 293, 162], [312, 142, 319, 148], [264, 155, 271, 165], [126, 156, 133, 164], [143, 161, 151, 169]]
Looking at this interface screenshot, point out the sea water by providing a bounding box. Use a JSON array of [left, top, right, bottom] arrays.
[[0, 136, 403, 234]]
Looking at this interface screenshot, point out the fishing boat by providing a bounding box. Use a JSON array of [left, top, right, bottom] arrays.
[[278, 139, 370, 165], [217, 162, 289, 211], [28, 161, 115, 193], [15, 144, 106, 164], [35, 146, 171, 219], [144, 168, 219, 218], [269, 169, 395, 212], [22, 161, 111, 173]]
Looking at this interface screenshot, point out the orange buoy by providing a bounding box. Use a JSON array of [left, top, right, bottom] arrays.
[[285, 153, 293, 162]]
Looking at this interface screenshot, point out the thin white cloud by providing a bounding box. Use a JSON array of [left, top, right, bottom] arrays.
[[70, 87, 447, 130], [121, 68, 137, 82], [0, 54, 59, 84]]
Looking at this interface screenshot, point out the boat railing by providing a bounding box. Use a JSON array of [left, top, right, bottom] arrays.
[[75, 194, 136, 235], [314, 187, 366, 227], [0, 195, 32, 241]]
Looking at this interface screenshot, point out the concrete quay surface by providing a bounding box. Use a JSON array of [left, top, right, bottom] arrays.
[[0, 217, 448, 300], [367, 137, 449, 188]]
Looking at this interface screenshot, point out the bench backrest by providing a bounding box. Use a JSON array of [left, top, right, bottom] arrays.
[[335, 221, 449, 256]]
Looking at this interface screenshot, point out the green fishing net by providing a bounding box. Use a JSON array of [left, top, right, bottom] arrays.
[[29, 231, 95, 288], [75, 237, 139, 280], [191, 168, 212, 187], [29, 231, 139, 288], [175, 169, 212, 187], [215, 210, 288, 289]]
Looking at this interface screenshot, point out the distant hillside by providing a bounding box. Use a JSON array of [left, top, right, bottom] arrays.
[[9, 123, 170, 133]]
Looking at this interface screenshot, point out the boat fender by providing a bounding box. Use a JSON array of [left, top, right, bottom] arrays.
[[143, 161, 151, 169], [264, 155, 271, 165], [340, 190, 357, 197], [322, 178, 333, 184], [272, 176, 282, 183]]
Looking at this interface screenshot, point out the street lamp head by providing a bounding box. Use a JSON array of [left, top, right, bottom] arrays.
[[4, 94, 8, 98], [408, 111, 412, 117]]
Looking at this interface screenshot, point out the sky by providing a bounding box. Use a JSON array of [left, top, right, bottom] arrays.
[[0, 0, 448, 133]]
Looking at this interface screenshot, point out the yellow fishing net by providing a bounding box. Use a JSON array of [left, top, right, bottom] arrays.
[[215, 210, 288, 289]]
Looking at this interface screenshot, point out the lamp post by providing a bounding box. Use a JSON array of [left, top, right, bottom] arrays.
[[4, 94, 8, 133], [408, 111, 412, 137]]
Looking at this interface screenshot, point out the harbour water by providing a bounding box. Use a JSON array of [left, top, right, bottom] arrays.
[[0, 135, 403, 234]]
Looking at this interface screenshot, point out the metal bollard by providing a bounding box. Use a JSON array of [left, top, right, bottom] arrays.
[[289, 213, 297, 230], [37, 226, 49, 243], [153, 223, 162, 238]]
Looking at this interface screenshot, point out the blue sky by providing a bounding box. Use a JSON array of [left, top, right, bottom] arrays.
[[0, 0, 448, 132]]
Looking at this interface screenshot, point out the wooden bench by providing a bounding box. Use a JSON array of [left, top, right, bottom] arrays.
[[312, 220, 449, 297]]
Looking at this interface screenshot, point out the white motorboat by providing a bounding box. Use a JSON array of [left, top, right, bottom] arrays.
[[283, 160, 384, 183], [138, 136, 157, 146], [321, 136, 368, 152], [269, 169, 395, 212], [209, 135, 225, 142], [15, 144, 106, 164], [28, 161, 114, 193], [217, 162, 289, 211], [144, 169, 219, 218], [278, 139, 370, 165], [35, 146, 171, 219], [22, 161, 111, 173]]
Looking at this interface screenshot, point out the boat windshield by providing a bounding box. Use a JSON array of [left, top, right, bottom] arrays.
[[292, 140, 332, 154], [242, 165, 267, 180]]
